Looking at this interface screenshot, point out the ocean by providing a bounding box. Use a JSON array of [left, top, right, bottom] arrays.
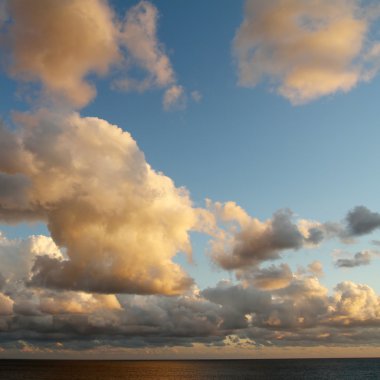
[[0, 358, 379, 379]]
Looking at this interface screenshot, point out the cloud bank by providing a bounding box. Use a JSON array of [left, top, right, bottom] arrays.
[[0, 234, 380, 353]]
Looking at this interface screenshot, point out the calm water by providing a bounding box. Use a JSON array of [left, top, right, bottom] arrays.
[[0, 358, 379, 379]]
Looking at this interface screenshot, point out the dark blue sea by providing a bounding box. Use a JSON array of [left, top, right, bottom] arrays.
[[0, 358, 379, 379]]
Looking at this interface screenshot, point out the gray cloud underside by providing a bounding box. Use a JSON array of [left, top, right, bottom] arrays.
[[335, 251, 372, 268], [0, 264, 379, 351]]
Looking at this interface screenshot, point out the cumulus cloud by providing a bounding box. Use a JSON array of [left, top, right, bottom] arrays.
[[233, 0, 380, 104], [237, 263, 293, 290], [208, 201, 325, 271], [331, 281, 380, 325], [335, 251, 373, 268], [4, 0, 120, 107], [208, 201, 380, 275], [0, 237, 379, 352], [2, 0, 184, 109], [0, 110, 203, 295], [346, 206, 380, 236]]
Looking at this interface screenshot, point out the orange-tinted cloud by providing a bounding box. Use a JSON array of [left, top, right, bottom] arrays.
[[0, 110, 202, 295], [234, 0, 379, 104]]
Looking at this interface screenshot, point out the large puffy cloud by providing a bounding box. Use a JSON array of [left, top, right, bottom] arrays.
[[0, 110, 202, 295], [2, 0, 184, 108], [233, 0, 380, 104]]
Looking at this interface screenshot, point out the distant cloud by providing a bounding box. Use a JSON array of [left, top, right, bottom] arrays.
[[163, 85, 185, 110], [0, 230, 379, 352], [335, 251, 373, 268], [191, 90, 202, 103], [208, 201, 325, 271], [208, 201, 380, 275], [237, 263, 294, 290], [346, 206, 380, 236], [234, 0, 380, 104], [307, 260, 324, 278]]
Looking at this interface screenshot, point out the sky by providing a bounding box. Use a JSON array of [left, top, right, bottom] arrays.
[[0, 0, 379, 359]]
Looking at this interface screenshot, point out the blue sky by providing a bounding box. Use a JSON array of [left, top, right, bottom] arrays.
[[0, 0, 380, 358], [82, 0, 380, 292]]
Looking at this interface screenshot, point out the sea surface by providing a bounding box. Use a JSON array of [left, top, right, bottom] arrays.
[[0, 358, 379, 379]]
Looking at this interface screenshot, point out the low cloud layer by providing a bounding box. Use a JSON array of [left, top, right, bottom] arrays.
[[0, 238, 379, 353], [234, 0, 380, 104], [0, 110, 204, 295]]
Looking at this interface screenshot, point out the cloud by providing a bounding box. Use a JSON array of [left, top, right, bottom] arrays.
[[335, 251, 373, 268], [332, 281, 380, 324], [0, 110, 203, 295], [0, 293, 13, 316], [346, 206, 380, 236], [0, 238, 379, 352], [118, 1, 175, 90], [237, 263, 293, 290], [2, 0, 184, 109], [208, 201, 380, 275], [115, 1, 186, 109], [307, 261, 324, 277], [208, 202, 323, 270], [5, 0, 120, 107], [191, 91, 202, 103], [163, 85, 185, 110], [233, 0, 380, 104]]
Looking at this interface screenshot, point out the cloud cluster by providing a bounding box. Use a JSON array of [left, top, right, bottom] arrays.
[[208, 201, 380, 278], [1, 237, 379, 353], [0, 110, 204, 295], [208, 201, 325, 271], [234, 0, 380, 104], [2, 0, 183, 108], [0, 0, 379, 357]]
